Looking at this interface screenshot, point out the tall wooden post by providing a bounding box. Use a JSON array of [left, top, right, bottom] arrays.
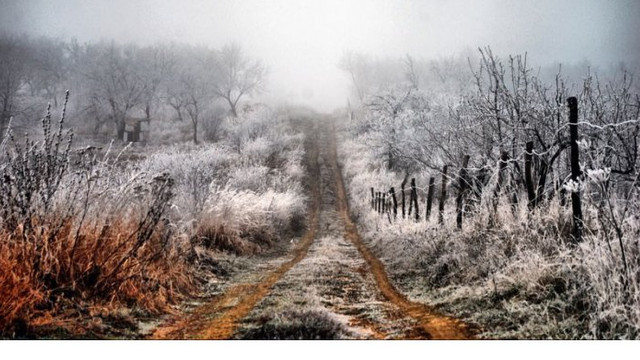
[[524, 141, 536, 209], [456, 155, 470, 229], [401, 178, 407, 219], [426, 177, 435, 221], [560, 186, 567, 207], [382, 193, 387, 214], [371, 187, 375, 210], [568, 96, 583, 242], [390, 187, 398, 219], [408, 182, 413, 217], [439, 165, 448, 224], [411, 178, 419, 221], [491, 151, 509, 224]]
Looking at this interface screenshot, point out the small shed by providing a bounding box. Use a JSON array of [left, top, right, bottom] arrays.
[[123, 117, 150, 143]]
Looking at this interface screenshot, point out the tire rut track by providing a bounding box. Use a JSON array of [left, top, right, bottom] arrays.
[[150, 123, 321, 340], [151, 118, 473, 340], [327, 121, 475, 340]]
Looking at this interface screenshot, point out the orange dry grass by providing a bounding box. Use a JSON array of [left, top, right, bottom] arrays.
[[0, 217, 194, 336]]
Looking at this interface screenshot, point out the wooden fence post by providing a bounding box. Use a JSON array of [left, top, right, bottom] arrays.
[[426, 177, 435, 221], [371, 187, 375, 210], [411, 178, 419, 221], [390, 187, 398, 219], [534, 161, 549, 208], [439, 165, 448, 224], [376, 192, 381, 213], [408, 182, 413, 217], [401, 178, 407, 219], [374, 191, 377, 213], [456, 155, 470, 229], [382, 192, 387, 214], [491, 151, 509, 224], [524, 141, 536, 209], [568, 96, 583, 242]]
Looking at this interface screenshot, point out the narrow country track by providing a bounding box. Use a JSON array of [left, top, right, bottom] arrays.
[[150, 117, 473, 340], [151, 122, 322, 340], [328, 122, 473, 340]]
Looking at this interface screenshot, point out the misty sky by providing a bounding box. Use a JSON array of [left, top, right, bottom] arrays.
[[1, 0, 639, 111]]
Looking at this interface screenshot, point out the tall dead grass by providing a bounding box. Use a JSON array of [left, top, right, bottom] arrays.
[[0, 96, 193, 337], [0, 217, 193, 336]]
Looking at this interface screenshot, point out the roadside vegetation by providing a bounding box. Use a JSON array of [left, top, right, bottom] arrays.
[[0, 93, 307, 338], [338, 49, 640, 339]]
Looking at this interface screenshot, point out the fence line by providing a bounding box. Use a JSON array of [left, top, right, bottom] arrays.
[[367, 97, 583, 235]]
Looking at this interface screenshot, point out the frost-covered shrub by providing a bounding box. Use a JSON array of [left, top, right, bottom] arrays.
[[0, 99, 193, 337], [138, 143, 237, 217], [241, 136, 274, 161], [227, 166, 270, 192], [222, 107, 276, 152], [338, 112, 640, 339], [155, 106, 308, 254], [196, 186, 306, 254]]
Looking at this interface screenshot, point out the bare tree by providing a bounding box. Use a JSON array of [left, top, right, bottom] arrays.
[[0, 35, 28, 134], [212, 44, 267, 117], [403, 54, 420, 90], [340, 51, 371, 105], [24, 37, 68, 107], [85, 42, 147, 140], [137, 44, 175, 121], [166, 47, 215, 144]]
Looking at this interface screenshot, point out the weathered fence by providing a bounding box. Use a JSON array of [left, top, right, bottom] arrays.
[[368, 97, 584, 238]]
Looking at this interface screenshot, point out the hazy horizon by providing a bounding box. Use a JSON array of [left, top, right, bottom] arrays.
[[2, 0, 639, 111]]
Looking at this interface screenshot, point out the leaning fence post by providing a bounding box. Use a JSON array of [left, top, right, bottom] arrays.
[[439, 165, 448, 224], [401, 177, 407, 219], [568, 96, 583, 242], [374, 191, 377, 213], [494, 152, 509, 205], [411, 178, 419, 221], [456, 155, 470, 229], [491, 151, 509, 225], [390, 187, 398, 219], [371, 187, 375, 210], [426, 177, 435, 221], [524, 141, 536, 209]]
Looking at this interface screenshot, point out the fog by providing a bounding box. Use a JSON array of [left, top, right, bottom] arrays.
[[2, 0, 639, 111]]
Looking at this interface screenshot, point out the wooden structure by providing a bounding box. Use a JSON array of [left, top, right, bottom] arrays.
[[123, 117, 150, 143]]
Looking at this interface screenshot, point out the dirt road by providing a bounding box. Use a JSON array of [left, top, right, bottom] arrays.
[[151, 118, 473, 340]]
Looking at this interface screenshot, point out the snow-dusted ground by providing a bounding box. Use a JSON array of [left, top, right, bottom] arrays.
[[234, 140, 420, 339], [151, 119, 470, 340]]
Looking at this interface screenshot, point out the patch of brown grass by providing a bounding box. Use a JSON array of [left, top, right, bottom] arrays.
[[0, 217, 194, 338]]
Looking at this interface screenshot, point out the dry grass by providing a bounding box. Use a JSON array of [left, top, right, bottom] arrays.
[[0, 96, 308, 337], [0, 97, 195, 338], [0, 216, 194, 337]]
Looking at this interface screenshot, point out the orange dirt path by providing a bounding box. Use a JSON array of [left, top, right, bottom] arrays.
[[150, 131, 321, 340], [150, 119, 474, 340], [327, 122, 475, 340]]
